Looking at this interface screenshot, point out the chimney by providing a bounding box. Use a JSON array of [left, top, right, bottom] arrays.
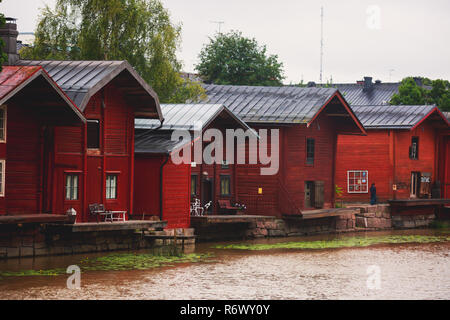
[[363, 76, 373, 92], [0, 17, 19, 65]]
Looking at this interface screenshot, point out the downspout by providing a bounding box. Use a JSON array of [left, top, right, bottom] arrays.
[[159, 153, 169, 221]]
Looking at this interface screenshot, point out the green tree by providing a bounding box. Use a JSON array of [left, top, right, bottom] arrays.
[[0, 1, 8, 69], [390, 77, 427, 105], [390, 77, 450, 111], [195, 30, 284, 86], [20, 0, 205, 103]]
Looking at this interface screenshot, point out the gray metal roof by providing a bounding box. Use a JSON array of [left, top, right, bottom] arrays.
[[17, 60, 162, 119], [135, 103, 251, 131], [135, 131, 188, 154], [202, 84, 339, 124], [334, 82, 400, 107], [352, 105, 449, 129]]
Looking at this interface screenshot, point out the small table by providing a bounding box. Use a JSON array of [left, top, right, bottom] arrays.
[[108, 211, 127, 222]]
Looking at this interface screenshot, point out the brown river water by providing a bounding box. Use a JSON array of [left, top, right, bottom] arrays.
[[0, 229, 449, 300]]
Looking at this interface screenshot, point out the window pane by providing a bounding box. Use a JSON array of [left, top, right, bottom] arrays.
[[106, 175, 117, 199]]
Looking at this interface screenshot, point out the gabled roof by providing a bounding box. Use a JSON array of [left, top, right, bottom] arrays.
[[352, 105, 450, 130], [135, 103, 251, 131], [333, 82, 399, 107], [135, 103, 257, 154], [17, 60, 162, 119], [135, 131, 187, 154], [0, 65, 85, 122], [203, 84, 340, 124]]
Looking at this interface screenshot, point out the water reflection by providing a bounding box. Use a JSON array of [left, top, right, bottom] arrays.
[[0, 229, 449, 300]]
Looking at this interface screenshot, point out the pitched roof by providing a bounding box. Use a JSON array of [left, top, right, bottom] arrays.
[[333, 82, 399, 106], [135, 103, 252, 131], [17, 60, 162, 119], [352, 105, 450, 130], [0, 65, 85, 122], [135, 103, 257, 154], [134, 131, 187, 154], [203, 84, 339, 124]]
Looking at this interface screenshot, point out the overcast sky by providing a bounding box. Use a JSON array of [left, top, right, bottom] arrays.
[[1, 0, 449, 84]]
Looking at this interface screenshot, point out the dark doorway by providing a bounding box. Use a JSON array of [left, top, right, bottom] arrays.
[[305, 181, 325, 209], [202, 178, 214, 213], [305, 181, 315, 209], [410, 172, 421, 198]]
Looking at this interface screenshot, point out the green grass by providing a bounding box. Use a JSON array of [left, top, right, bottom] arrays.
[[0, 252, 214, 278], [212, 235, 450, 251]]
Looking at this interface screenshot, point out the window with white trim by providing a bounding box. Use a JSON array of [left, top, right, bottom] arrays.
[[0, 105, 6, 142], [347, 170, 368, 193], [65, 174, 79, 200], [106, 174, 118, 199], [0, 160, 5, 196]]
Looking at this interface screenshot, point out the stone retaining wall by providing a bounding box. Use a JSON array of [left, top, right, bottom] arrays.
[[0, 224, 156, 259]]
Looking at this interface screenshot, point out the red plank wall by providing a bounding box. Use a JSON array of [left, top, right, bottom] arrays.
[[236, 111, 338, 217], [133, 155, 191, 228], [2, 102, 42, 214], [52, 82, 135, 221], [335, 120, 439, 203]]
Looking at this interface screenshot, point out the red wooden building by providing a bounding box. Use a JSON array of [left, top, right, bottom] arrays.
[[335, 105, 450, 203], [0, 66, 86, 215], [134, 103, 253, 228], [16, 60, 163, 222], [203, 85, 366, 217]]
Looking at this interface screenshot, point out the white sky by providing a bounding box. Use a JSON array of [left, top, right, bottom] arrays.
[[1, 0, 449, 84]]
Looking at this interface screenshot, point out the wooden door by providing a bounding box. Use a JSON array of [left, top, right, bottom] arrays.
[[314, 181, 325, 208], [410, 172, 420, 198]]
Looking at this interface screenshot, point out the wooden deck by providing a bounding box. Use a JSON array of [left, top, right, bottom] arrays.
[[190, 215, 276, 226], [284, 208, 356, 220], [388, 199, 450, 207], [45, 220, 167, 232], [0, 214, 70, 225]]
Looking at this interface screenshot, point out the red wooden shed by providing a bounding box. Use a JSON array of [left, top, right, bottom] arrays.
[[335, 105, 450, 203], [0, 65, 85, 216], [134, 103, 254, 228], [203, 85, 366, 217], [17, 60, 163, 222]]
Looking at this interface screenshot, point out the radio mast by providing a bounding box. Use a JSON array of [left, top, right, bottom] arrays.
[[320, 7, 324, 84]]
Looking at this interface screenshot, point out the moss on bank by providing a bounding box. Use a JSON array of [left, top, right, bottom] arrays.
[[212, 235, 450, 251], [0, 252, 214, 278]]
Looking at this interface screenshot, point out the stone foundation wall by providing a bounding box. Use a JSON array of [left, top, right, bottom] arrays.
[[391, 214, 436, 229], [244, 206, 394, 240], [0, 224, 155, 259]]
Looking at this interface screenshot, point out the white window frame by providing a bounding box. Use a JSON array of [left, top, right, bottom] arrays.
[[347, 170, 369, 194], [106, 174, 118, 200], [0, 160, 5, 197], [0, 105, 7, 143], [65, 174, 79, 200]]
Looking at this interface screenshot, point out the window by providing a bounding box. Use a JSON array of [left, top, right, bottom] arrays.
[[87, 120, 100, 149], [191, 175, 197, 196], [220, 175, 231, 196], [347, 170, 368, 193], [409, 137, 419, 160], [65, 174, 79, 200], [0, 160, 5, 196], [106, 174, 118, 199], [0, 106, 6, 142], [306, 138, 315, 165]]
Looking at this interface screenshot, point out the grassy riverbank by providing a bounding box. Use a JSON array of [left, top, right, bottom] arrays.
[[212, 234, 450, 251], [0, 251, 214, 278]]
